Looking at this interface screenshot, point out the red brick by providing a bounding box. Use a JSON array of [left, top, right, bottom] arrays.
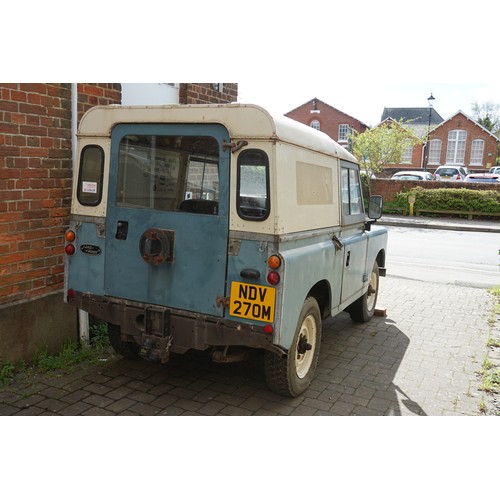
[[19, 83, 48, 94]]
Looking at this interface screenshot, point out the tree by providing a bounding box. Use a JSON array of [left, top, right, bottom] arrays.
[[350, 119, 421, 192], [471, 101, 500, 134]]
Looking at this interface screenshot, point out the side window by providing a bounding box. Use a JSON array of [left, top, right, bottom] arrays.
[[77, 145, 104, 206], [341, 163, 364, 220], [237, 149, 269, 221]]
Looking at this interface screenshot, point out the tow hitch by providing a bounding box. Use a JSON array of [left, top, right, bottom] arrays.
[[140, 306, 172, 363]]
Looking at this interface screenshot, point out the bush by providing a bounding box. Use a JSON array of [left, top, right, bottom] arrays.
[[393, 187, 500, 213]]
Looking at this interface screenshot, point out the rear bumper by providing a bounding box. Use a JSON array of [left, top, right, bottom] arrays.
[[68, 291, 286, 357]]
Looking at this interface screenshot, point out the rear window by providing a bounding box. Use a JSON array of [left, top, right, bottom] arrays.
[[237, 149, 270, 221], [436, 168, 458, 176], [116, 134, 220, 214], [77, 145, 104, 206]]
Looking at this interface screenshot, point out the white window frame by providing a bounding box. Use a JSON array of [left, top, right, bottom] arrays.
[[338, 124, 351, 142], [446, 130, 467, 165], [310, 120, 320, 130], [401, 144, 413, 164], [428, 139, 442, 165], [469, 139, 484, 166]]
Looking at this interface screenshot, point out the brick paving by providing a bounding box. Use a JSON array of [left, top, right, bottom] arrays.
[[0, 276, 492, 416]]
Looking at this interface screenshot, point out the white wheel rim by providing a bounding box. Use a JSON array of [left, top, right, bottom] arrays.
[[366, 269, 378, 311], [295, 314, 317, 379]]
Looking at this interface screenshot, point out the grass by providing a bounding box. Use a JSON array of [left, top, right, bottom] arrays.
[[478, 286, 500, 411], [0, 322, 111, 387]]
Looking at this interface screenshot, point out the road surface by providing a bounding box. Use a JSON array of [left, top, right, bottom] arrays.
[[378, 225, 500, 288]]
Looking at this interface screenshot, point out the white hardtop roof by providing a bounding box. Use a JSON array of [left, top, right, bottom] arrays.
[[78, 103, 357, 163]]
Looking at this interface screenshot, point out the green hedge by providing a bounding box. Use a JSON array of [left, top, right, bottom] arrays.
[[393, 187, 500, 213]]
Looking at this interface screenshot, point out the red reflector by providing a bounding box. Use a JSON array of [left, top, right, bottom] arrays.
[[263, 324, 274, 334], [65, 244, 76, 255], [67, 288, 75, 299], [267, 271, 280, 285]]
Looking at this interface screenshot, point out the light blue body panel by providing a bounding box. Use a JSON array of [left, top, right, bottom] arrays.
[[272, 224, 387, 351], [65, 219, 105, 295], [278, 234, 342, 349], [104, 123, 230, 316]]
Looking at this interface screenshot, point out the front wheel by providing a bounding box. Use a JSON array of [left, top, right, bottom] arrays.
[[348, 260, 380, 323], [264, 297, 322, 397]]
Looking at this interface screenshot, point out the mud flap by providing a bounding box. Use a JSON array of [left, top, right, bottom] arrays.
[[140, 306, 172, 363]]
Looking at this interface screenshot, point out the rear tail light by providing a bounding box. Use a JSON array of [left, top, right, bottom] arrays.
[[267, 271, 280, 285], [65, 229, 76, 255], [267, 254, 282, 285], [65, 244, 76, 255]]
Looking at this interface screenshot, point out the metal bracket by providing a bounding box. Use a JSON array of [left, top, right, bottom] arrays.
[[222, 139, 248, 153]]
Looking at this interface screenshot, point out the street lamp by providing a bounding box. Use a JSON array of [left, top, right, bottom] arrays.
[[424, 93, 436, 171]]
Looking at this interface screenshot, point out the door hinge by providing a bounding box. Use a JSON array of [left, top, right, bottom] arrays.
[[216, 296, 230, 308]]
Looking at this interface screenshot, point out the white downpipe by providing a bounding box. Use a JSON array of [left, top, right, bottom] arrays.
[[71, 83, 90, 346]]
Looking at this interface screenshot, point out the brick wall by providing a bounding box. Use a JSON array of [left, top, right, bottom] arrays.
[[0, 83, 121, 363], [371, 178, 500, 203], [0, 83, 121, 306], [179, 83, 238, 104]]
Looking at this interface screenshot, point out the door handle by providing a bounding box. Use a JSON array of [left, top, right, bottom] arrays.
[[346, 250, 351, 267], [115, 220, 129, 240]]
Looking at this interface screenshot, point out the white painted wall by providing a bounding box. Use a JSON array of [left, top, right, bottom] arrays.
[[121, 83, 179, 105]]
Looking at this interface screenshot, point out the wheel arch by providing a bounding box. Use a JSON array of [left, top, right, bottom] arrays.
[[308, 279, 331, 319]]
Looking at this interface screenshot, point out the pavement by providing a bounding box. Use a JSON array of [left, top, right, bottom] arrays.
[[379, 213, 500, 232], [0, 214, 498, 416]]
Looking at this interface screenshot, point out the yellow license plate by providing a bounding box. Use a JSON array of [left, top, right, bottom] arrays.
[[229, 282, 275, 322]]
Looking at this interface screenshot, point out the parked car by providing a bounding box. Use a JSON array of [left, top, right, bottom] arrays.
[[463, 173, 500, 183], [488, 166, 500, 174], [391, 171, 435, 181], [434, 165, 468, 181]]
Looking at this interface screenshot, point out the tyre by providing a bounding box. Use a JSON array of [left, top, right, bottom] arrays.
[[108, 323, 140, 360], [264, 296, 322, 397], [348, 260, 379, 323]]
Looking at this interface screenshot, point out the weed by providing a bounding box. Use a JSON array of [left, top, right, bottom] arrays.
[[0, 325, 112, 388], [479, 398, 487, 414], [0, 362, 15, 385]]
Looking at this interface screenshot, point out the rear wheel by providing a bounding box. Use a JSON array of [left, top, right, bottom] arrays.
[[108, 323, 140, 360], [264, 297, 321, 397], [348, 260, 379, 323]]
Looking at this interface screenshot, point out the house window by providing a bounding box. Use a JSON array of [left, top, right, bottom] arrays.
[[401, 145, 413, 164], [428, 139, 442, 165], [446, 130, 467, 165], [470, 139, 484, 166], [310, 120, 320, 130], [338, 124, 351, 142]]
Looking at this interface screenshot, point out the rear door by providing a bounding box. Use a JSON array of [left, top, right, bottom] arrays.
[[104, 123, 230, 317]]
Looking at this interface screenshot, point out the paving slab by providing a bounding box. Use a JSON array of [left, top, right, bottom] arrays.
[[0, 276, 493, 416]]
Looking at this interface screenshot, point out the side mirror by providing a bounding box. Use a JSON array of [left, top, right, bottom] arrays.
[[368, 195, 383, 220]]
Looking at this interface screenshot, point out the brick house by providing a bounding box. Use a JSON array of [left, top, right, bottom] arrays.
[[285, 98, 369, 149], [426, 111, 500, 171], [379, 108, 500, 172], [0, 83, 238, 364]]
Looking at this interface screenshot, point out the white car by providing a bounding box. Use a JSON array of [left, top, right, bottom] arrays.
[[464, 173, 500, 183], [434, 165, 468, 181], [391, 171, 435, 181], [489, 166, 500, 175]]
